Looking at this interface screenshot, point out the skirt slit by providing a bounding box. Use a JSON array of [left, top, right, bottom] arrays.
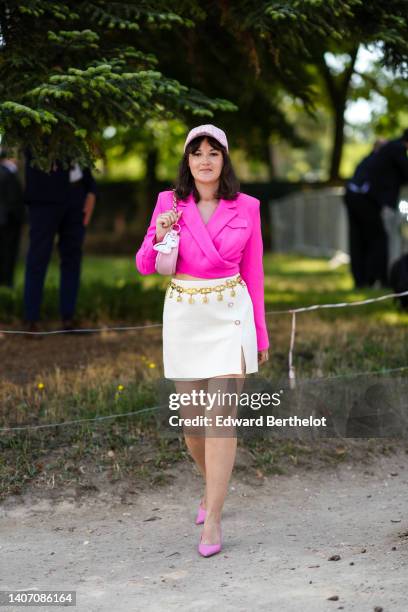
[[162, 273, 258, 380]]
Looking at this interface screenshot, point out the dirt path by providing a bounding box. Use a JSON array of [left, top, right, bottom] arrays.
[[1, 449, 408, 612]]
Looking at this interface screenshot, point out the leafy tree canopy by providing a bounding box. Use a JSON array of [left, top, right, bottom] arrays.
[[0, 0, 236, 168]]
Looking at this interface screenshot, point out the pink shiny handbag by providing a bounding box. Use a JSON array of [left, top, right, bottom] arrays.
[[153, 190, 181, 275]]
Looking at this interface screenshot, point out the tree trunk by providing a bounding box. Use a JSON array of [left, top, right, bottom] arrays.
[[330, 98, 347, 182], [145, 147, 158, 193], [320, 47, 359, 182], [140, 147, 159, 228], [267, 141, 276, 180]]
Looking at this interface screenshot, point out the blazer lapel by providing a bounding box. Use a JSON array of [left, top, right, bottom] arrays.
[[207, 198, 238, 240], [177, 193, 238, 267]]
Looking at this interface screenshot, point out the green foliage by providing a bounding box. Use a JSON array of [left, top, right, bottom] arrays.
[[3, 253, 408, 325], [1, 0, 407, 176], [123, 1, 408, 179], [0, 1, 235, 168]]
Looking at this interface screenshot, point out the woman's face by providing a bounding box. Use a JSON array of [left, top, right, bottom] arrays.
[[188, 138, 224, 186]]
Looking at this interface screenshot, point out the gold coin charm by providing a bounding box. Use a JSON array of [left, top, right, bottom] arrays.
[[168, 275, 243, 305]]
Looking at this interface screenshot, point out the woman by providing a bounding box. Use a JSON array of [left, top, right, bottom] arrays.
[[136, 124, 269, 557]]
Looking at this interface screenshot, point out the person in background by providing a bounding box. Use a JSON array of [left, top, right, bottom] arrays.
[[343, 139, 387, 288], [0, 149, 25, 287], [23, 152, 97, 333], [366, 129, 408, 272]]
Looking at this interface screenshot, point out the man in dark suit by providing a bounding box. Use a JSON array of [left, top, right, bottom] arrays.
[[366, 129, 408, 283], [344, 130, 408, 288], [0, 149, 24, 287], [343, 139, 387, 288], [367, 129, 408, 211], [23, 152, 97, 332]]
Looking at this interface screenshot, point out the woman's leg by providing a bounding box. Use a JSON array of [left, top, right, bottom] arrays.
[[201, 349, 246, 544], [175, 379, 208, 504]]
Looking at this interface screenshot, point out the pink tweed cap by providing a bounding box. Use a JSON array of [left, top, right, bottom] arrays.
[[183, 124, 229, 153]]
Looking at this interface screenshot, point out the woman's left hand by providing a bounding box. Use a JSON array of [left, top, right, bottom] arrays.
[[258, 349, 269, 365]]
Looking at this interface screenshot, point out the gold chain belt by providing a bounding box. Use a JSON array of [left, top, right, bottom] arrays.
[[167, 275, 245, 304]]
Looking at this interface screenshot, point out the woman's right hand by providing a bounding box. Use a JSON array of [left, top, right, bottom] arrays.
[[155, 210, 183, 242]]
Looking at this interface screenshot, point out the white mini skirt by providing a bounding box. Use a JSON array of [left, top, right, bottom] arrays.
[[162, 273, 259, 380]]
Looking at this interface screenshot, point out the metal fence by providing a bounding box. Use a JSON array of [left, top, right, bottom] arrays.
[[269, 186, 408, 265]]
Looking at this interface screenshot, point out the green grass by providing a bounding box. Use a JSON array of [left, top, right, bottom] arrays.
[[263, 253, 407, 320], [0, 255, 167, 322], [0, 420, 186, 499], [2, 252, 408, 324], [1, 253, 408, 499]]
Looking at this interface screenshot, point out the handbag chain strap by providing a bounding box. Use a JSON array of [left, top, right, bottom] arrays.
[[172, 189, 178, 214]]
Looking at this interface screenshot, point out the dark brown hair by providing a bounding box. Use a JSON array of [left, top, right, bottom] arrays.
[[173, 135, 240, 202]]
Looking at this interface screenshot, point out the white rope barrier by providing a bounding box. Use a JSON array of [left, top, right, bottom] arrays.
[[0, 289, 407, 336], [1, 363, 408, 434], [270, 289, 408, 386], [1, 288, 408, 432], [267, 288, 408, 315], [288, 312, 296, 388], [0, 322, 162, 335], [0, 405, 163, 433]]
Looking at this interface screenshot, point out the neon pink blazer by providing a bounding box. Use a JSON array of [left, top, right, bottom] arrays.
[[135, 190, 269, 350]]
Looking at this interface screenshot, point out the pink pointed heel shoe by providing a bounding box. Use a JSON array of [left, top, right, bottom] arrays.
[[198, 529, 222, 558], [195, 503, 206, 525]]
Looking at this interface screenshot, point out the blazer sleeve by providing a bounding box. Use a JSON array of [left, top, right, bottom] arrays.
[[239, 199, 269, 351], [135, 191, 163, 275]]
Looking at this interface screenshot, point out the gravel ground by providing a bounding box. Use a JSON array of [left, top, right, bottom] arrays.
[[1, 447, 408, 612]]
